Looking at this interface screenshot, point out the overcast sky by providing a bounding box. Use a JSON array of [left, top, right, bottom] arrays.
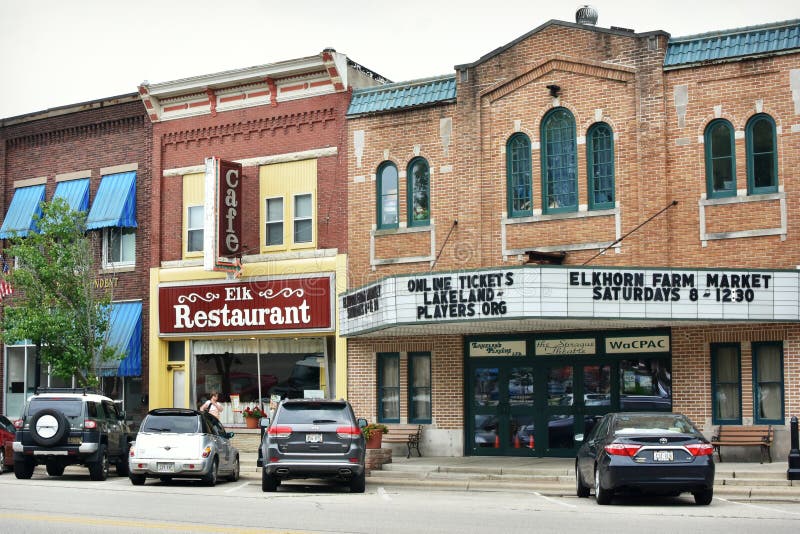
[[0, 0, 798, 119]]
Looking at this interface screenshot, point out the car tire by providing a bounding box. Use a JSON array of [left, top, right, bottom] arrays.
[[0, 448, 5, 474], [349, 471, 366, 493], [116, 458, 130, 477], [202, 458, 218, 487], [226, 456, 240, 482], [693, 488, 713, 505], [14, 457, 35, 479], [595, 467, 612, 505], [575, 464, 590, 498], [46, 460, 65, 477], [88, 445, 109, 481], [262, 468, 279, 492], [129, 474, 146, 486], [30, 409, 69, 447]]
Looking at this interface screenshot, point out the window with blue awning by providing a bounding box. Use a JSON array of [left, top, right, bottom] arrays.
[[86, 171, 137, 230], [97, 301, 142, 377], [53, 178, 90, 213], [0, 184, 46, 238]]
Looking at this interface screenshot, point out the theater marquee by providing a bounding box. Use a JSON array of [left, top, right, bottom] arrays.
[[339, 266, 800, 336], [160, 275, 334, 336]]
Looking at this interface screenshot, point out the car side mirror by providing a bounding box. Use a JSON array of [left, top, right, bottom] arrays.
[[226, 432, 235, 439], [357, 417, 368, 429], [259, 416, 270, 428], [575, 433, 584, 443]]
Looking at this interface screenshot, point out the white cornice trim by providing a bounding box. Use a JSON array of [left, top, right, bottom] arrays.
[[162, 147, 339, 177], [14, 177, 47, 188]]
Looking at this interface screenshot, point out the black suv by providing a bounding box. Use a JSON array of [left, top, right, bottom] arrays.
[[13, 388, 133, 480], [258, 398, 367, 492]]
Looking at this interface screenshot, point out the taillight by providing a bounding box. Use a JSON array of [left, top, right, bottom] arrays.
[[604, 443, 642, 456], [336, 426, 361, 438], [13, 419, 23, 430], [268, 425, 292, 438], [129, 447, 135, 457], [201, 446, 212, 458], [686, 443, 714, 456], [84, 420, 97, 430]]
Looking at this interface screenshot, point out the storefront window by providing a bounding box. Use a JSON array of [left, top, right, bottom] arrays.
[[378, 352, 400, 423], [753, 342, 783, 424], [408, 352, 431, 423], [711, 344, 741, 424], [583, 365, 611, 406], [619, 358, 671, 411]]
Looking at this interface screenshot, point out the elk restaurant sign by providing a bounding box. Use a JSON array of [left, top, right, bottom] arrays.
[[338, 266, 800, 336]]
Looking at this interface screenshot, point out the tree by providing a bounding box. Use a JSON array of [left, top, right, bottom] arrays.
[[0, 198, 120, 387]]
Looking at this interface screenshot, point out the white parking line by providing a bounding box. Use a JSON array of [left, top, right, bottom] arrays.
[[715, 497, 800, 515], [224, 481, 250, 493], [533, 492, 576, 508], [376, 487, 392, 501]]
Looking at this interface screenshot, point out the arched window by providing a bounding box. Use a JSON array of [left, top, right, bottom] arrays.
[[407, 157, 430, 226], [377, 161, 399, 229], [587, 122, 615, 209], [705, 119, 736, 198], [506, 133, 532, 217], [541, 108, 577, 213], [746, 114, 778, 194]]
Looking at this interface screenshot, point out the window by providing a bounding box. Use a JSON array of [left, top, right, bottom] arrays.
[[293, 194, 312, 243], [265, 197, 284, 246], [377, 162, 399, 229], [704, 119, 736, 198], [619, 358, 671, 411], [752, 342, 783, 424], [711, 343, 741, 424], [407, 158, 430, 226], [103, 227, 135, 268], [541, 108, 577, 213], [186, 205, 203, 253], [377, 352, 400, 422], [408, 352, 431, 423], [587, 123, 615, 209], [746, 114, 778, 194], [506, 133, 532, 217]]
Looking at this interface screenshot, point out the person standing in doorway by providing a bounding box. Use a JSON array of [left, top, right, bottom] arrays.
[[201, 391, 223, 419]]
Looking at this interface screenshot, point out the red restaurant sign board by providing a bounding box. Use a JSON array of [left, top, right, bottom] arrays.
[[159, 276, 334, 336]]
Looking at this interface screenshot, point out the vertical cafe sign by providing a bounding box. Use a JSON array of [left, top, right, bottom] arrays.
[[204, 157, 243, 270]]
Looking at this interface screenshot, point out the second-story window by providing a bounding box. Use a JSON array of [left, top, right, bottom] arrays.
[[587, 122, 615, 209], [541, 108, 577, 213], [377, 161, 399, 229], [104, 227, 135, 267], [293, 194, 312, 243], [186, 205, 203, 253], [746, 113, 778, 194], [507, 133, 532, 217], [265, 197, 284, 246], [705, 119, 736, 198], [407, 158, 430, 226]]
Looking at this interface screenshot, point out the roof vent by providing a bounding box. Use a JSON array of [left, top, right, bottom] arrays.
[[576, 5, 598, 26]]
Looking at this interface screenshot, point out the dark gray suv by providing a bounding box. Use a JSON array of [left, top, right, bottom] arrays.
[[258, 398, 367, 492]]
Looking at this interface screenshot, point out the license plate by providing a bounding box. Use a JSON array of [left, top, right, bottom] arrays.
[[654, 450, 673, 462], [157, 462, 174, 473], [68, 437, 82, 445], [306, 433, 323, 443]]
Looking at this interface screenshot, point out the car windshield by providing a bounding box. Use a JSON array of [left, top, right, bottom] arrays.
[[141, 415, 201, 433], [277, 403, 349, 425], [612, 414, 698, 435], [29, 398, 83, 418]]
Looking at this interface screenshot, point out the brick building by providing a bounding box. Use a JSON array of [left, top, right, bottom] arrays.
[[141, 50, 385, 424], [341, 12, 800, 458], [0, 96, 152, 422]]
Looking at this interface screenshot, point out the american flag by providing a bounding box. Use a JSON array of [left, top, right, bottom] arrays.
[[0, 254, 12, 299]]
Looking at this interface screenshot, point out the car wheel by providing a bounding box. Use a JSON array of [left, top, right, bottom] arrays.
[[46, 460, 65, 477], [0, 448, 5, 474], [261, 468, 279, 492], [14, 456, 35, 479], [129, 474, 146, 486], [226, 456, 240, 482], [30, 409, 69, 447], [349, 471, 366, 493], [89, 445, 109, 481], [595, 467, 612, 505], [116, 458, 130, 477], [693, 488, 713, 505], [575, 464, 590, 498], [202, 458, 218, 487]]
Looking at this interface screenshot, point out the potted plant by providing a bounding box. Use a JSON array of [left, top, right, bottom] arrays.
[[362, 423, 388, 449], [242, 405, 267, 429]]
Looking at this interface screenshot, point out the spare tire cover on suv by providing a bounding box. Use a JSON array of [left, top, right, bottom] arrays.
[[30, 408, 70, 447]]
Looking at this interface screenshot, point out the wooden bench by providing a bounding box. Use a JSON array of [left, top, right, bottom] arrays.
[[711, 425, 774, 463], [382, 424, 423, 458]]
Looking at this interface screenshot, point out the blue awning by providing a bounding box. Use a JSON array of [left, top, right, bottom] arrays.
[[0, 184, 46, 238], [98, 301, 142, 377], [86, 171, 137, 230], [53, 178, 90, 213]]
